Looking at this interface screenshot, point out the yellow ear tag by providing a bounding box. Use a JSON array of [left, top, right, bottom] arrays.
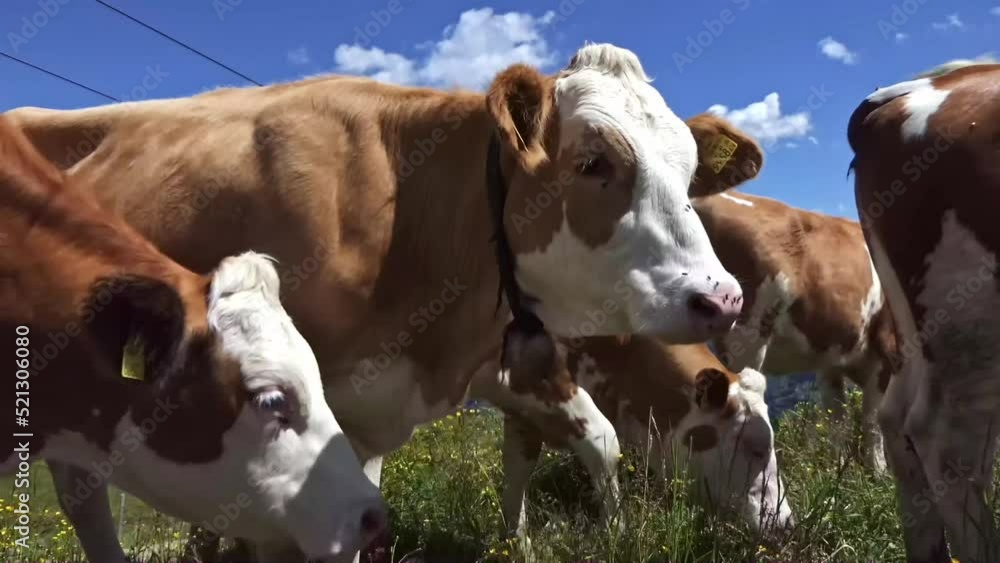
[[707, 134, 738, 174], [121, 336, 145, 381]]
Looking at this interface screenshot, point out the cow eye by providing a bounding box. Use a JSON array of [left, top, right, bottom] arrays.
[[253, 388, 290, 424], [578, 154, 613, 178], [744, 444, 769, 460]]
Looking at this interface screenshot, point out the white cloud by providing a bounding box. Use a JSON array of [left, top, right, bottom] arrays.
[[334, 45, 417, 85], [837, 202, 849, 213], [932, 13, 964, 31], [808, 136, 819, 145], [895, 32, 908, 43], [707, 92, 812, 147], [785, 142, 799, 149], [287, 46, 311, 65], [333, 8, 558, 91], [992, 6, 1000, 16], [818, 36, 858, 65]]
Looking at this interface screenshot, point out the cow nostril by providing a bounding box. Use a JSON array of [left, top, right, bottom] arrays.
[[360, 507, 386, 537], [688, 293, 722, 320]]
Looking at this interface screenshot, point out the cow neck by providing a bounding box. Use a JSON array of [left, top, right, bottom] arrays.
[[5, 168, 206, 335], [484, 130, 546, 362]]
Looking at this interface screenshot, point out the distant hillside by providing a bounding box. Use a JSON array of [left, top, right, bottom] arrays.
[[765, 372, 819, 422]]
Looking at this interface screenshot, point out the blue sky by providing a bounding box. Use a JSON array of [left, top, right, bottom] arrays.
[[2, 0, 997, 218]]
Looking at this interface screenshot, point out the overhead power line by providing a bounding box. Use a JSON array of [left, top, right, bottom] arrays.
[[0, 51, 120, 102], [93, 0, 262, 87]]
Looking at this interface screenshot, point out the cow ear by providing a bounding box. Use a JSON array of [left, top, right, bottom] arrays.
[[693, 367, 731, 411], [486, 63, 553, 173], [85, 275, 189, 384], [686, 113, 764, 197]]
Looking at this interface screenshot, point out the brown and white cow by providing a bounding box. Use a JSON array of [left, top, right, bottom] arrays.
[[848, 60, 1000, 562], [0, 115, 384, 563], [691, 192, 896, 471], [474, 330, 793, 547], [5, 43, 765, 561]]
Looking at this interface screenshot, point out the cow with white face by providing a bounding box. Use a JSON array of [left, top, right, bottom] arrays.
[[497, 47, 747, 340], [0, 115, 383, 563], [692, 192, 896, 473], [478, 330, 793, 546], [6, 42, 764, 561], [482, 333, 793, 543]]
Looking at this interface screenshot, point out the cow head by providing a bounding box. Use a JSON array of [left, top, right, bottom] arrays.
[[486, 43, 763, 343], [680, 366, 793, 532], [88, 253, 384, 561]]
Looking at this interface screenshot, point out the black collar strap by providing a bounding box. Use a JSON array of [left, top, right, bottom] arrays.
[[485, 131, 545, 343]]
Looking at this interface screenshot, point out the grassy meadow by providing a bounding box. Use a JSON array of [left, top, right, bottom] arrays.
[[0, 390, 952, 562]]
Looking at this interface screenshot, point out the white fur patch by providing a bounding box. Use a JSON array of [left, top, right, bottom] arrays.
[[901, 86, 950, 142], [866, 228, 928, 419], [866, 77, 932, 105], [859, 244, 884, 344], [863, 76, 950, 142], [915, 210, 1000, 395], [515, 206, 633, 335], [719, 193, 755, 207]]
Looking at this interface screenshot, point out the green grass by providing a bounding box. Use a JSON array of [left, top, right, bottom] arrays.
[[0, 392, 974, 562]]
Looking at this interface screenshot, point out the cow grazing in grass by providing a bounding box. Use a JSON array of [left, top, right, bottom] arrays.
[[6, 43, 766, 561], [479, 330, 793, 546], [848, 60, 1000, 562], [692, 192, 896, 472], [0, 115, 384, 563]]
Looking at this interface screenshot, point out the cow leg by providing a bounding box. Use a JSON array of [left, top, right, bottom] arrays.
[[568, 404, 623, 531], [714, 329, 769, 373], [469, 363, 622, 530], [48, 460, 130, 563], [500, 414, 541, 556], [860, 370, 887, 473], [817, 368, 850, 462], [817, 368, 848, 418], [910, 407, 1000, 563], [878, 376, 950, 562]]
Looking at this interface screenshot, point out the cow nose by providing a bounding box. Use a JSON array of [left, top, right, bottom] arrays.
[[688, 291, 742, 329]]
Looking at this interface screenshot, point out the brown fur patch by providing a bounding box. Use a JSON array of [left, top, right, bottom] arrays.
[[533, 412, 588, 448], [694, 367, 731, 410], [565, 339, 739, 433], [849, 63, 1000, 368], [564, 126, 637, 248]]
